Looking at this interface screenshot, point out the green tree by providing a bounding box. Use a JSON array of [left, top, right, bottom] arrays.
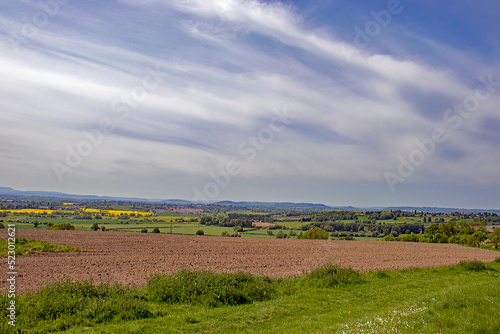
[[196, 230, 204, 235], [152, 228, 160, 233], [91, 223, 100, 231], [300, 228, 329, 240], [275, 230, 288, 239], [489, 227, 500, 249], [49, 223, 75, 230]]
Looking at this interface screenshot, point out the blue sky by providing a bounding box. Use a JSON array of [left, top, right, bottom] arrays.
[[1, 0, 499, 208]]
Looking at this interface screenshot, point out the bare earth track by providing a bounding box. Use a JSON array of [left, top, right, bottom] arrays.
[[2, 230, 498, 293]]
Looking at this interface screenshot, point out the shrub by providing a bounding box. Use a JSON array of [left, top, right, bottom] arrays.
[[398, 234, 421, 242], [141, 229, 148, 233], [275, 231, 288, 239], [494, 257, 500, 263], [0, 222, 4, 229], [145, 270, 275, 307], [49, 223, 75, 231], [300, 228, 329, 240], [221, 231, 229, 237], [459, 260, 488, 271], [303, 264, 364, 288], [195, 230, 204, 236], [91, 223, 100, 231], [14, 279, 152, 331], [384, 234, 421, 242], [489, 227, 500, 249], [0, 238, 80, 256], [373, 270, 390, 279], [152, 228, 160, 234]]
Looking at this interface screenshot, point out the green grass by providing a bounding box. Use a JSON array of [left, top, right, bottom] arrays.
[[155, 212, 199, 217], [273, 220, 308, 229], [110, 223, 235, 236], [162, 224, 231, 236], [1, 261, 499, 333], [243, 229, 291, 238], [0, 237, 80, 257], [146, 270, 276, 307], [349, 236, 382, 241], [0, 280, 152, 333], [1, 212, 470, 240]]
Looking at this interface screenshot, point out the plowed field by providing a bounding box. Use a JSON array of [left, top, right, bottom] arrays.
[[2, 230, 498, 293]]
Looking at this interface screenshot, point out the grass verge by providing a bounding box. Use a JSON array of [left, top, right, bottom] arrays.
[[146, 270, 276, 307], [0, 261, 499, 333], [0, 237, 81, 257]]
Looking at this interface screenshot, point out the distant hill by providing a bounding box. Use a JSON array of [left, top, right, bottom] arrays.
[[214, 200, 329, 209], [381, 206, 500, 215], [0, 188, 329, 208], [0, 187, 330, 208], [0, 187, 149, 202], [1, 187, 498, 213], [0, 187, 21, 195]]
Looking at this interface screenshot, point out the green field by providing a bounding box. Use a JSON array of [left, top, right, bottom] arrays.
[[273, 220, 308, 229], [2, 260, 499, 333], [0, 238, 81, 257], [2, 210, 497, 243], [2, 206, 499, 332]]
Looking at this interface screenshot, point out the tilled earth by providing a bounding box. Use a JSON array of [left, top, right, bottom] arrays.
[[2, 229, 498, 293]]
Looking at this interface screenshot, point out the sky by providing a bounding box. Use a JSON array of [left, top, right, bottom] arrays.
[[1, 0, 499, 208]]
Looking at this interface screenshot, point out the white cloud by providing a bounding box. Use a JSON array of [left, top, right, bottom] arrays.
[[0, 0, 498, 204]]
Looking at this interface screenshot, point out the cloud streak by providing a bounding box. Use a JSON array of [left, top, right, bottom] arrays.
[[0, 0, 499, 207]]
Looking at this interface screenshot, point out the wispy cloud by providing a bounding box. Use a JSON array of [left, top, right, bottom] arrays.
[[0, 0, 498, 207]]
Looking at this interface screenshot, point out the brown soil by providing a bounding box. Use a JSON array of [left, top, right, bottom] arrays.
[[252, 222, 275, 227], [2, 229, 498, 293]]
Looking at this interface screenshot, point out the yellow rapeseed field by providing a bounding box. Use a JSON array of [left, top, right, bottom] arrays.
[[0, 208, 153, 216], [0, 209, 62, 214], [80, 208, 101, 213]]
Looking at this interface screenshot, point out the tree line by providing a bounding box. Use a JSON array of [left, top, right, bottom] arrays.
[[199, 213, 273, 228], [307, 221, 424, 237], [384, 220, 500, 249]]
